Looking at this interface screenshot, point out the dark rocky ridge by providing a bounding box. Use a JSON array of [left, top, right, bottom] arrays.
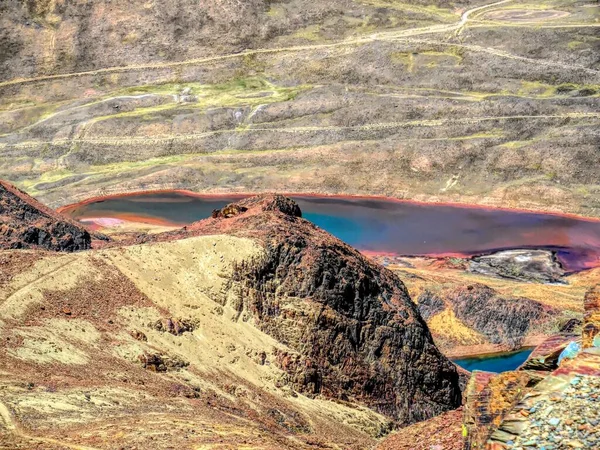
[[417, 290, 446, 320], [447, 284, 555, 347], [0, 180, 91, 251], [155, 195, 462, 425], [417, 284, 556, 351]]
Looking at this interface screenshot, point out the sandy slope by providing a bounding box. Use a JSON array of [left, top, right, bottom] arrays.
[[0, 235, 388, 449]]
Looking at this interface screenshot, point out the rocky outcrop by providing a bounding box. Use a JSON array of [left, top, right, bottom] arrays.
[[521, 333, 579, 371], [470, 284, 600, 449], [447, 284, 554, 348], [167, 195, 462, 425], [0, 180, 91, 251], [583, 285, 600, 349], [417, 290, 446, 320], [462, 371, 542, 449], [469, 250, 565, 284]]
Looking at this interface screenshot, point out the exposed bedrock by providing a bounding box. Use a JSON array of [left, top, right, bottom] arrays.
[[583, 285, 600, 349], [0, 180, 91, 251], [420, 284, 556, 348], [416, 290, 446, 321], [448, 285, 555, 347], [170, 194, 462, 424], [462, 370, 543, 449], [417, 283, 556, 349], [468, 249, 565, 284]]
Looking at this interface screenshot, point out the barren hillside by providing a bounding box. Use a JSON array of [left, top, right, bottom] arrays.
[[0, 0, 598, 216], [0, 193, 461, 449]]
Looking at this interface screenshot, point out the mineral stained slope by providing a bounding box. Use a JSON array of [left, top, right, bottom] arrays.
[[0, 193, 461, 449], [0, 180, 91, 251]]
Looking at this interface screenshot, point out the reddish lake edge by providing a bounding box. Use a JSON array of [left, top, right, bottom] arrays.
[[58, 189, 600, 272], [58, 189, 600, 224]]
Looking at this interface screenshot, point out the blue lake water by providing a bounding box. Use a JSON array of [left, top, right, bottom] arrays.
[[61, 191, 600, 272], [453, 348, 534, 373]]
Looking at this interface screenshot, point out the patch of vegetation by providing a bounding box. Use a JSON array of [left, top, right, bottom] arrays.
[[448, 130, 504, 141], [390, 52, 415, 72], [358, 0, 457, 22], [511, 81, 598, 99], [121, 32, 140, 45], [266, 4, 285, 17], [499, 139, 535, 149], [518, 81, 556, 98], [21, 167, 75, 195], [85, 77, 309, 124], [22, 154, 198, 196], [447, 257, 466, 268], [391, 48, 463, 72], [291, 25, 322, 42], [567, 40, 584, 50]]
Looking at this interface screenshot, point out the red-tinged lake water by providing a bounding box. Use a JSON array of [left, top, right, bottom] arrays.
[[61, 191, 600, 272]]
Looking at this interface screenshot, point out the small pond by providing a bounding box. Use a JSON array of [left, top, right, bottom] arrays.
[[452, 348, 534, 373]]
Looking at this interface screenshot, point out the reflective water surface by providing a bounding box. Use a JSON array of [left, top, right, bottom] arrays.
[[62, 192, 600, 271], [453, 348, 534, 373]]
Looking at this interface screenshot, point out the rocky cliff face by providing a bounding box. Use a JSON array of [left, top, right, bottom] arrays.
[[160, 195, 462, 424], [447, 285, 555, 348], [0, 180, 90, 251], [418, 284, 556, 350]]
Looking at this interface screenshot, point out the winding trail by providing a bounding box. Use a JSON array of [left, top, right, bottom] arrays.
[[391, 37, 600, 75], [0, 257, 78, 319], [1, 0, 595, 96], [1, 112, 597, 150], [454, 0, 512, 34], [0, 399, 100, 450], [0, 0, 522, 89]]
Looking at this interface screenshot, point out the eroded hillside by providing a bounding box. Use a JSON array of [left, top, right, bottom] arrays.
[[0, 0, 598, 216], [0, 194, 461, 449]]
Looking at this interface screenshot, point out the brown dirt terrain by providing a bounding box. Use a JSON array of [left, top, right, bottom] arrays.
[[0, 193, 462, 449], [376, 407, 464, 450]]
